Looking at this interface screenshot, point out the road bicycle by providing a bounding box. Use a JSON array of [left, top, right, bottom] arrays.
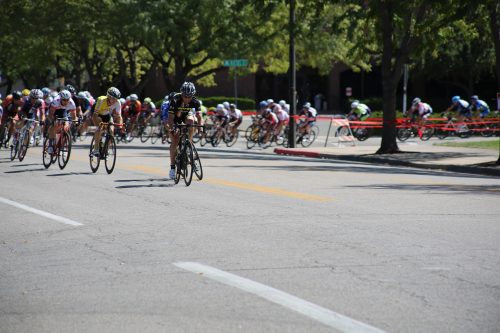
[[42, 117, 72, 170], [89, 122, 120, 174], [12, 118, 39, 162], [296, 123, 319, 147], [173, 124, 203, 186], [0, 116, 15, 149], [397, 118, 435, 141], [436, 115, 471, 139]]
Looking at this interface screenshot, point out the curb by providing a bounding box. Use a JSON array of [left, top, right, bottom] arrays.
[[274, 148, 500, 177]]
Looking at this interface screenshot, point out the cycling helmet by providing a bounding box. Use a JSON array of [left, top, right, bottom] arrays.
[[223, 101, 230, 109], [119, 98, 126, 104], [470, 95, 479, 101], [65, 84, 76, 95], [129, 94, 138, 101], [267, 99, 274, 104], [41, 87, 51, 97], [350, 100, 359, 109], [59, 89, 71, 100], [22, 88, 30, 96], [412, 97, 421, 105], [451, 96, 460, 103], [180, 81, 196, 97], [106, 87, 121, 99], [216, 104, 224, 110], [259, 101, 268, 109], [126, 96, 131, 101], [303, 102, 311, 108], [279, 100, 286, 107], [29, 89, 43, 99], [50, 91, 58, 98], [12, 91, 22, 100], [77, 91, 87, 99], [230, 103, 236, 109], [144, 97, 152, 104]]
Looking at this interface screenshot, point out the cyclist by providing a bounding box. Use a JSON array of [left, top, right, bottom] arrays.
[[406, 97, 432, 125], [470, 95, 490, 119], [1, 91, 24, 146], [273, 103, 289, 139], [261, 108, 278, 143], [347, 100, 371, 121], [47, 90, 76, 154], [141, 97, 156, 127], [91, 87, 123, 156], [297, 102, 317, 137], [76, 91, 93, 137], [445, 95, 470, 122], [65, 84, 80, 120], [256, 100, 268, 117], [166, 81, 201, 179], [15, 89, 45, 146], [279, 99, 290, 113], [228, 103, 243, 137], [160, 93, 175, 133]]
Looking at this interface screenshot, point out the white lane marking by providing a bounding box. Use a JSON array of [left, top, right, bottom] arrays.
[[174, 261, 387, 333], [0, 197, 83, 226]]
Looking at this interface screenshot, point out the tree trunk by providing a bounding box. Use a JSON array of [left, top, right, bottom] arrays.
[[488, 3, 500, 94], [376, 0, 401, 154]]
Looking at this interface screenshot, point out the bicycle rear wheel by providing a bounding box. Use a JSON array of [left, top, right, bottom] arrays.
[[192, 145, 203, 180], [420, 126, 434, 141], [104, 135, 117, 174], [89, 137, 100, 173], [151, 125, 160, 144], [183, 141, 194, 186], [10, 136, 19, 161], [139, 125, 149, 143], [58, 132, 72, 170]]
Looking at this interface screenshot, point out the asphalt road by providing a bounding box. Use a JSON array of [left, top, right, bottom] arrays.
[[1, 135, 499, 333]]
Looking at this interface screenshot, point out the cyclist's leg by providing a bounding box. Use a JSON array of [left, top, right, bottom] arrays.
[[92, 113, 102, 152]]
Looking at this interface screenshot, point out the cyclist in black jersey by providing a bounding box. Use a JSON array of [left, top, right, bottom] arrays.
[[167, 82, 202, 179]]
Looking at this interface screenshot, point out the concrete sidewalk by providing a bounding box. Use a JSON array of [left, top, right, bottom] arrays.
[[274, 141, 500, 177]]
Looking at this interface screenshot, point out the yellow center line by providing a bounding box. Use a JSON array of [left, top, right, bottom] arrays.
[[70, 153, 333, 202]]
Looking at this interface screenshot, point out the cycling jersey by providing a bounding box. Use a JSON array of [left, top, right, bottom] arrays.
[[93, 96, 121, 117], [412, 102, 432, 117], [471, 100, 490, 117], [160, 100, 170, 122], [126, 100, 142, 117], [276, 110, 290, 123], [228, 108, 243, 121], [450, 99, 470, 115], [50, 96, 76, 120], [168, 93, 201, 123], [20, 98, 45, 120]]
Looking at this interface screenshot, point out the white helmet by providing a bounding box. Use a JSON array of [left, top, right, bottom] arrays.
[[279, 100, 286, 107], [267, 99, 274, 104], [130, 94, 138, 101], [351, 100, 359, 109], [223, 101, 230, 109], [216, 104, 224, 110], [59, 90, 71, 100]]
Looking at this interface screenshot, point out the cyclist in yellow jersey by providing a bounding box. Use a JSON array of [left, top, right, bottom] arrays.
[[91, 87, 123, 155]]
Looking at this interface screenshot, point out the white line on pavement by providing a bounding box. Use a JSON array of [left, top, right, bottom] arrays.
[[174, 261, 387, 333], [0, 197, 83, 226]]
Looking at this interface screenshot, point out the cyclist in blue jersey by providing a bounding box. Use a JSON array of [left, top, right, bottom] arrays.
[[470, 95, 490, 119]]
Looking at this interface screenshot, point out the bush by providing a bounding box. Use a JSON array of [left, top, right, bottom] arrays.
[[201, 96, 256, 110]]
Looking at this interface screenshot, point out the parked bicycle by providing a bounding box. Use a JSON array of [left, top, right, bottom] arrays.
[[89, 122, 120, 174], [42, 117, 72, 170]]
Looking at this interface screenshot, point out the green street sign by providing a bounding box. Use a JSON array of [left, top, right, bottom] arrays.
[[223, 59, 248, 67]]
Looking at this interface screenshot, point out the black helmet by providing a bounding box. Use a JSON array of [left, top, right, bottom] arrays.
[[180, 82, 196, 97], [12, 91, 22, 100], [65, 84, 76, 95], [106, 87, 121, 99]]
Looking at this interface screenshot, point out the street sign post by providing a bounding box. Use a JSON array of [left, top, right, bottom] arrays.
[[223, 59, 249, 106]]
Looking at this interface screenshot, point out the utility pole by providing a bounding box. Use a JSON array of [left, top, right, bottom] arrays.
[[288, 0, 296, 148]]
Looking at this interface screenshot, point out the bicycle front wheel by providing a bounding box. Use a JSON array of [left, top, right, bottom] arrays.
[[89, 137, 100, 173], [183, 141, 194, 186], [151, 126, 160, 144], [58, 132, 72, 170], [192, 145, 203, 180], [300, 128, 317, 147], [225, 130, 239, 147], [18, 132, 29, 162], [397, 128, 411, 141], [139, 125, 149, 143], [42, 138, 52, 169], [10, 137, 19, 161], [104, 135, 117, 174]]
